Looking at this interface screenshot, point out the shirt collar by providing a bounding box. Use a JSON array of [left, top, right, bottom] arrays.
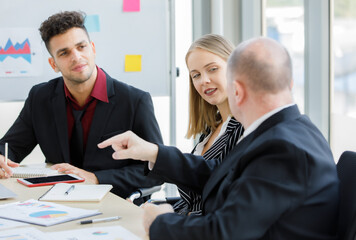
[[194, 115, 232, 155], [240, 103, 295, 140], [91, 66, 109, 103], [64, 66, 109, 104]]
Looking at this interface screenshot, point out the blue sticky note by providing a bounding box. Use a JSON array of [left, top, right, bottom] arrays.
[[85, 15, 100, 32]]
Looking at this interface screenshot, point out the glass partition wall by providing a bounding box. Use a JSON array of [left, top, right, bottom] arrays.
[[265, 0, 305, 113], [331, 0, 356, 159]]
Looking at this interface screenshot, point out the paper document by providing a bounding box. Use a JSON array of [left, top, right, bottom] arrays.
[[0, 218, 29, 230], [0, 227, 48, 240], [0, 199, 101, 226], [47, 225, 141, 240], [39, 183, 113, 202]]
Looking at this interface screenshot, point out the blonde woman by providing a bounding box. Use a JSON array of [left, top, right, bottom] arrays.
[[173, 34, 244, 215]]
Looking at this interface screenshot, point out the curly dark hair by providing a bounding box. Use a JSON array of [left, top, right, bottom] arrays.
[[39, 11, 89, 52]]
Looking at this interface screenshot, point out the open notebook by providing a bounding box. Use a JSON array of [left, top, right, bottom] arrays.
[[38, 183, 113, 202], [11, 166, 58, 178]]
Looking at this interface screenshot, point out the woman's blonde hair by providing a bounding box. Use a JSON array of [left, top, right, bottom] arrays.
[[186, 34, 235, 139]]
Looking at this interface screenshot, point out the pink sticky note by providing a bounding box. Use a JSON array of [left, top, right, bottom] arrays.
[[123, 0, 140, 12]]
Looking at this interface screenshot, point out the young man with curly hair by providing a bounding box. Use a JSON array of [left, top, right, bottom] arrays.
[[0, 11, 163, 202]]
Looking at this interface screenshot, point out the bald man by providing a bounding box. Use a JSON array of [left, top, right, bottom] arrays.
[[99, 37, 339, 240]]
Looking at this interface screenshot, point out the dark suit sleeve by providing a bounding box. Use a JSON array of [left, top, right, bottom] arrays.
[[94, 92, 164, 198], [0, 88, 37, 162], [149, 141, 314, 240], [131, 92, 163, 144], [151, 144, 219, 195]]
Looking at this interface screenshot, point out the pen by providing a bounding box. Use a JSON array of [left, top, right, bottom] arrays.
[[4, 142, 8, 165], [79, 216, 121, 225], [64, 185, 75, 195]]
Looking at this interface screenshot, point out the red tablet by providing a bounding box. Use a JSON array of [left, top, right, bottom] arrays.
[[17, 174, 84, 187]]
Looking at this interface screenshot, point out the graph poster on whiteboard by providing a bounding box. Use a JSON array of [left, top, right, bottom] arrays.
[[0, 28, 43, 77], [0, 0, 172, 101]]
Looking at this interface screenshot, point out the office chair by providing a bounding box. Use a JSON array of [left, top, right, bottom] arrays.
[[336, 151, 356, 240]]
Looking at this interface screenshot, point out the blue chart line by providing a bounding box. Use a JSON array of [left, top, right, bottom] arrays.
[[0, 38, 31, 63]]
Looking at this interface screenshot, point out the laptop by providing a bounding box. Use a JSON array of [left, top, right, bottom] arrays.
[[0, 183, 17, 199]]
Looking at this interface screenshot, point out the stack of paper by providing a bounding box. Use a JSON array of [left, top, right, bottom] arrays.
[[38, 183, 113, 202]]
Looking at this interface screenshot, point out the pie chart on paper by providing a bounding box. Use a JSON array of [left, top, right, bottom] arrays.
[[92, 231, 109, 236], [29, 210, 68, 218]]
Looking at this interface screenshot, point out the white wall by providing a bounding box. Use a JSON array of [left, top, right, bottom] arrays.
[[0, 101, 44, 164]]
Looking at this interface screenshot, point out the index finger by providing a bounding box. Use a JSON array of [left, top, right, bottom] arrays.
[[97, 131, 131, 149], [97, 136, 119, 149]]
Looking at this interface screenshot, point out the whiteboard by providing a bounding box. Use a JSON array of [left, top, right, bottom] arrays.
[[0, 0, 172, 101]]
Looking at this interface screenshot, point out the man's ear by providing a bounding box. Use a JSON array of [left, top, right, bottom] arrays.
[[48, 57, 59, 73], [91, 41, 96, 56], [234, 80, 245, 106], [290, 78, 294, 90]]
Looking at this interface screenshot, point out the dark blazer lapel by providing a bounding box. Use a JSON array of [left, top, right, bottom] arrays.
[[84, 74, 116, 160], [51, 79, 70, 163], [202, 105, 301, 201]]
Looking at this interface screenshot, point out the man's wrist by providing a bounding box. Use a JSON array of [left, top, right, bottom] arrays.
[[91, 172, 99, 184]]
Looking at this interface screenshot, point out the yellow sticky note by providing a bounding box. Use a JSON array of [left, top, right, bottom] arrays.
[[125, 55, 142, 72]]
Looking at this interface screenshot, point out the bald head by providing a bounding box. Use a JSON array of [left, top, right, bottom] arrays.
[[227, 37, 292, 94]]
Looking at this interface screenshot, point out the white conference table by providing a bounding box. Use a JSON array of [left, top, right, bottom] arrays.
[[1, 177, 148, 239]]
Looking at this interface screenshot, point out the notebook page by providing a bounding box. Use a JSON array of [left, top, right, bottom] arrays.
[[11, 167, 58, 178]]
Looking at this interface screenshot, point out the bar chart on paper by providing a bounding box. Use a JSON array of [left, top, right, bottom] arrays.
[[0, 28, 43, 77]]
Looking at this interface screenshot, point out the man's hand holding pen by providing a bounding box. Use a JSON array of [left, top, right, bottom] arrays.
[[0, 143, 19, 179], [0, 158, 19, 179]]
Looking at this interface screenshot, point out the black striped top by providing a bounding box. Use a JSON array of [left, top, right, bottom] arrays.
[[173, 117, 244, 215]]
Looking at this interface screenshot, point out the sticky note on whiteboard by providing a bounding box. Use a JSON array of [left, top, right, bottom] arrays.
[[125, 55, 142, 72], [123, 0, 140, 12], [84, 15, 100, 32]]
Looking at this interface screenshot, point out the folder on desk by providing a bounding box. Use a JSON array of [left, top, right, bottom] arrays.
[[38, 183, 112, 202], [0, 199, 101, 227]]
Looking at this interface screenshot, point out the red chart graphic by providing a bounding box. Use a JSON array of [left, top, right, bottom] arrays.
[[0, 38, 31, 63]]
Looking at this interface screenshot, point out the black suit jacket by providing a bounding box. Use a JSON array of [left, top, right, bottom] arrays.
[[0, 69, 163, 198], [150, 105, 339, 240]]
